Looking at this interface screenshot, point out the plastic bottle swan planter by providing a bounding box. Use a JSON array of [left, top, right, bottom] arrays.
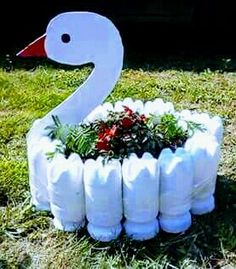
[[18, 12, 223, 241]]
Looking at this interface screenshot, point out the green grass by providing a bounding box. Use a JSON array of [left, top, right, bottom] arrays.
[[0, 57, 236, 268]]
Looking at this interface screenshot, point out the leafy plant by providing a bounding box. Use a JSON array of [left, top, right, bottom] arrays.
[[92, 106, 161, 160], [45, 142, 65, 160], [45, 115, 70, 144], [186, 120, 206, 136], [65, 124, 98, 158], [148, 113, 188, 150], [45, 106, 203, 161]]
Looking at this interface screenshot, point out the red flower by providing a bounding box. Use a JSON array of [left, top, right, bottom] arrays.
[[96, 125, 117, 151], [108, 125, 118, 137], [121, 117, 133, 128], [99, 125, 117, 139], [123, 105, 134, 116], [99, 123, 109, 132], [96, 140, 110, 151], [138, 114, 146, 122]]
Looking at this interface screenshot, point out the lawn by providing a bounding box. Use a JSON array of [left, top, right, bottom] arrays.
[[0, 55, 236, 268]]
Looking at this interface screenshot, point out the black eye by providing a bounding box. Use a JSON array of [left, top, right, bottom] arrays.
[[61, 33, 71, 43]]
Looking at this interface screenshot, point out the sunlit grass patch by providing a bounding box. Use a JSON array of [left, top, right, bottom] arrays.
[[0, 59, 235, 268]]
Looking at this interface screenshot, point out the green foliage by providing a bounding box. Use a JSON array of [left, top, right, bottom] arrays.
[[45, 115, 70, 144], [65, 124, 98, 158], [45, 142, 65, 161], [149, 113, 188, 150], [94, 107, 160, 160], [148, 113, 204, 151], [186, 119, 206, 136], [45, 116, 98, 160], [45, 108, 202, 162]]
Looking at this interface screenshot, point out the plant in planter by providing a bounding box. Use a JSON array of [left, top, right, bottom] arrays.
[[44, 102, 207, 240], [45, 106, 201, 162]]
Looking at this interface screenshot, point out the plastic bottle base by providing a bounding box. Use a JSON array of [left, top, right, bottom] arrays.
[[87, 223, 122, 242], [159, 212, 191, 233], [33, 201, 50, 211], [124, 219, 159, 241], [191, 196, 215, 215], [53, 218, 85, 232]]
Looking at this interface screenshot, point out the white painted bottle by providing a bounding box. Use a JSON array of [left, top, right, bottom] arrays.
[[190, 113, 224, 144], [185, 133, 221, 215], [84, 157, 122, 242], [122, 153, 160, 240], [47, 153, 85, 231], [159, 148, 193, 233], [207, 116, 224, 144], [28, 136, 62, 211]]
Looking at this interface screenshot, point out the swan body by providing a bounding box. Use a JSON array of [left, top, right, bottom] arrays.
[[18, 12, 124, 212]]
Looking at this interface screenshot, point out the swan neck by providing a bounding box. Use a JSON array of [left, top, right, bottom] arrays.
[[28, 49, 123, 141]]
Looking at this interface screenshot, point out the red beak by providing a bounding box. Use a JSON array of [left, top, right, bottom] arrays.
[[17, 34, 47, 57]]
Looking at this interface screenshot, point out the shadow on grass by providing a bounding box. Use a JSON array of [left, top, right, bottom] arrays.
[[86, 175, 236, 268]]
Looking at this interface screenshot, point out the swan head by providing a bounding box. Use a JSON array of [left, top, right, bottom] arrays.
[[17, 12, 123, 66]]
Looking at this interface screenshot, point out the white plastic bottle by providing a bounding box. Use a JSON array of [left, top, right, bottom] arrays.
[[84, 157, 122, 242], [122, 153, 160, 240], [47, 153, 85, 231], [190, 113, 223, 144], [207, 116, 224, 144], [185, 133, 221, 215], [159, 148, 193, 233], [28, 136, 61, 211]]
